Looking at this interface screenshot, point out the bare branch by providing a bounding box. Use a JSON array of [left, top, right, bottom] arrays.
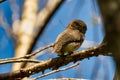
[[26, 43, 54, 58], [12, 0, 38, 71], [0, 43, 54, 63], [0, 43, 108, 80], [9, 0, 21, 36], [98, 0, 120, 79], [0, 59, 42, 65], [32, 63, 79, 80]]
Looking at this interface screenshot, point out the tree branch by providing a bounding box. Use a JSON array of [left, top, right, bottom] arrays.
[[12, 0, 38, 71], [0, 43, 108, 80], [32, 63, 79, 80], [0, 43, 54, 63], [0, 59, 41, 64], [98, 0, 120, 79]]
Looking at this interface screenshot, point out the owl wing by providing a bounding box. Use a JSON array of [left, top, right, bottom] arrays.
[[52, 31, 83, 53]]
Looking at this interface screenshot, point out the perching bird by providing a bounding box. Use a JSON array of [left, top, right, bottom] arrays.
[[52, 20, 87, 56]]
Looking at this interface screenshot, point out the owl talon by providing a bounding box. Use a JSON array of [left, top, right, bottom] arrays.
[[58, 54, 68, 57], [68, 51, 73, 55], [58, 54, 64, 57]]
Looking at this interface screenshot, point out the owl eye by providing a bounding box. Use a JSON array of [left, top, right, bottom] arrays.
[[83, 26, 87, 31], [73, 22, 80, 27]]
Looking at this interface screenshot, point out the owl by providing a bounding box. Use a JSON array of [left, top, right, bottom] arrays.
[[52, 20, 87, 56]]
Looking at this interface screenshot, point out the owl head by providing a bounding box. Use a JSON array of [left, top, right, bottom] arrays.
[[67, 20, 87, 34]]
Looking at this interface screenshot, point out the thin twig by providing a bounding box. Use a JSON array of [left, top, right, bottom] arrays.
[[0, 59, 42, 65], [0, 43, 54, 63], [26, 43, 54, 58], [32, 63, 79, 80]]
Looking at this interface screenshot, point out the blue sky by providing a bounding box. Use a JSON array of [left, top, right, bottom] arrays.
[[0, 0, 115, 80]]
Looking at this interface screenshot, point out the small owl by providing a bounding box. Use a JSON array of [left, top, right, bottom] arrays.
[[52, 20, 87, 56]]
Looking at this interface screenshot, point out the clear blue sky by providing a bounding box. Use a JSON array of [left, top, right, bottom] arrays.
[[0, 0, 115, 80]]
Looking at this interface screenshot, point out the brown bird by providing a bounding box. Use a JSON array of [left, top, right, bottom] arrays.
[[52, 20, 87, 56]]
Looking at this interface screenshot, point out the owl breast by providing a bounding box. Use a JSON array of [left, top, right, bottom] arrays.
[[62, 42, 81, 55], [54, 29, 84, 56]]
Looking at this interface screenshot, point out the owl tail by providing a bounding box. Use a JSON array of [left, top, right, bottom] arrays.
[[51, 49, 55, 54], [50, 43, 56, 54]]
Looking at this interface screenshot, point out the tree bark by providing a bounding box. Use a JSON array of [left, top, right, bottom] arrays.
[[98, 0, 120, 80]]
